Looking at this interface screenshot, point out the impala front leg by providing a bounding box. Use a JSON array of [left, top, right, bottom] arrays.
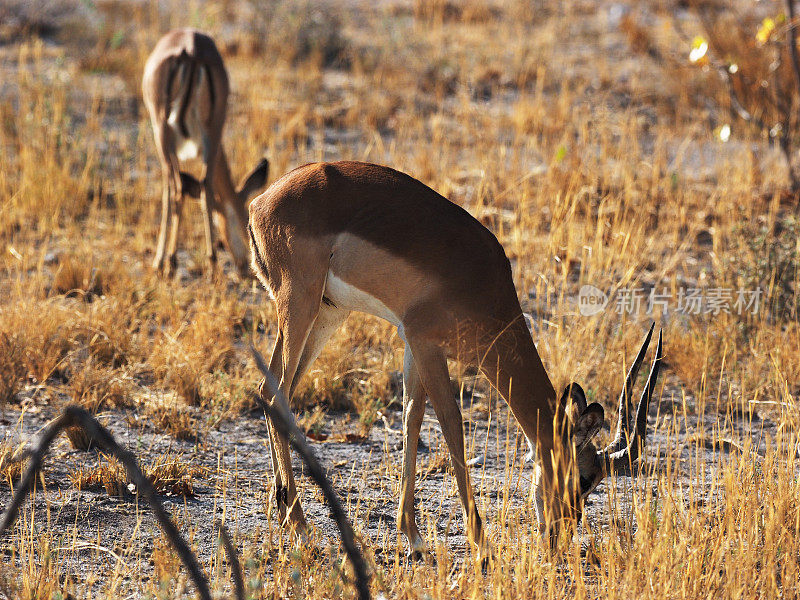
[[407, 336, 490, 566]]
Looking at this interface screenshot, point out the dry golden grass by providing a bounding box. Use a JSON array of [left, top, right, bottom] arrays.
[[0, 441, 25, 486], [70, 454, 206, 497], [1, 0, 799, 597]]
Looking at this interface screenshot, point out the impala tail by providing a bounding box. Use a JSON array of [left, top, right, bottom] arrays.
[[166, 51, 218, 162]]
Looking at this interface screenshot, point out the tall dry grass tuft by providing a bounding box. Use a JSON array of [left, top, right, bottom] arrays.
[[0, 332, 26, 406], [0, 42, 101, 238], [146, 294, 241, 405]]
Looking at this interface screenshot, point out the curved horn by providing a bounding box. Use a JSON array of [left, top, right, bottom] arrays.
[[628, 328, 663, 461], [603, 328, 663, 473], [604, 322, 655, 453]]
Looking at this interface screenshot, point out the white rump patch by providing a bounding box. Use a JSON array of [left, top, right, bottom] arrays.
[[166, 66, 207, 162], [175, 137, 200, 161]]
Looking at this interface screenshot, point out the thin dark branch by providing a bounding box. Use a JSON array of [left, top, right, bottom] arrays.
[[217, 521, 245, 600], [0, 406, 213, 600], [785, 0, 800, 187], [249, 343, 371, 600], [671, 8, 769, 130], [785, 0, 800, 94]]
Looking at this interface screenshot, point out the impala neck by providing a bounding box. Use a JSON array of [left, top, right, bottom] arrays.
[[212, 147, 245, 216], [212, 146, 249, 268], [477, 315, 559, 458]]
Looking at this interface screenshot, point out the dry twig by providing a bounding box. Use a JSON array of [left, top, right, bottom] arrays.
[[0, 406, 214, 600], [250, 343, 371, 600]]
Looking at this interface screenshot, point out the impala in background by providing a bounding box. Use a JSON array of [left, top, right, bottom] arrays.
[[142, 28, 268, 277], [248, 161, 663, 561]]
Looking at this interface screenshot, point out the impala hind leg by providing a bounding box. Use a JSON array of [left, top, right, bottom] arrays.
[[151, 122, 180, 275], [163, 179, 186, 278], [263, 293, 326, 533], [406, 336, 489, 564], [397, 344, 427, 558], [289, 304, 349, 398], [261, 333, 287, 523]]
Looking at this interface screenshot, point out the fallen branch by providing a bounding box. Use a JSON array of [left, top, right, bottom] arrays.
[[0, 406, 213, 600], [217, 520, 245, 600], [250, 343, 371, 600], [1, 362, 371, 600]]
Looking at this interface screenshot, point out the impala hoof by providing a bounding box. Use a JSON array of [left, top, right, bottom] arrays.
[[480, 555, 491, 576], [406, 549, 425, 562], [403, 540, 430, 565]]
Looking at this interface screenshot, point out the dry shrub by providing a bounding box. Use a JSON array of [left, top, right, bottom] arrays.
[[620, 12, 660, 58], [147, 298, 239, 405], [51, 255, 106, 299], [412, 0, 499, 25], [0, 303, 76, 384], [291, 8, 349, 68], [62, 0, 151, 92], [243, 1, 350, 68], [288, 318, 397, 441], [0, 442, 25, 486], [0, 41, 100, 235], [625, 1, 800, 187], [149, 533, 184, 594], [0, 332, 26, 405], [0, 295, 138, 393], [0, 535, 70, 599], [296, 405, 327, 437], [292, 317, 396, 414], [141, 395, 201, 442], [77, 41, 140, 93], [71, 454, 204, 497], [423, 446, 453, 476], [0, 0, 92, 43], [77, 298, 140, 368], [69, 455, 201, 497], [145, 457, 206, 496], [68, 363, 133, 412], [199, 369, 258, 417]]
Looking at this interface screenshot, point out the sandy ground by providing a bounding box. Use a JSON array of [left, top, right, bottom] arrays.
[[0, 372, 775, 591]]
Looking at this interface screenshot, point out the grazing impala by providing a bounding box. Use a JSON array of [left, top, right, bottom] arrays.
[[248, 161, 663, 559], [142, 29, 268, 277]]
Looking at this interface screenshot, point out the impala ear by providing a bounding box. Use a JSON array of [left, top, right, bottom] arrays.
[[179, 171, 202, 198], [560, 382, 587, 423], [238, 157, 269, 201], [573, 402, 604, 449]]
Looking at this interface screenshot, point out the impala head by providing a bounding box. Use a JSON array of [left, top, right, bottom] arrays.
[[534, 324, 663, 530], [180, 157, 269, 274]]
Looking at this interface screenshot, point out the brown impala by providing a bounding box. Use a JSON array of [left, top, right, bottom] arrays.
[[142, 29, 268, 277], [248, 161, 663, 561]]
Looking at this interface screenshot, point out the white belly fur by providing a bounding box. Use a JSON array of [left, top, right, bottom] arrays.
[[325, 271, 401, 327]]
